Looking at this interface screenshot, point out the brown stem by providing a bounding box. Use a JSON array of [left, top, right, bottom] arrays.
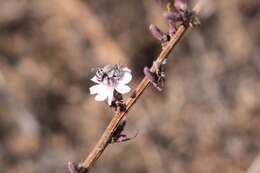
[[78, 1, 204, 172]]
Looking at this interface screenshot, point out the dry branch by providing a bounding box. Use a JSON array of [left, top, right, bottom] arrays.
[[77, 1, 205, 172]]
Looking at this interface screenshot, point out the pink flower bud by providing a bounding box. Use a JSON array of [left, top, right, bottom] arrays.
[[149, 24, 165, 41], [68, 162, 80, 173], [149, 24, 170, 44], [163, 11, 182, 22], [163, 11, 182, 35]]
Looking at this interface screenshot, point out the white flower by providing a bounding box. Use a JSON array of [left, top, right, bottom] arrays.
[[89, 65, 132, 105]]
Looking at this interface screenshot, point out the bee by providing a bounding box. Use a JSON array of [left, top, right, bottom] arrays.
[[95, 64, 122, 83]]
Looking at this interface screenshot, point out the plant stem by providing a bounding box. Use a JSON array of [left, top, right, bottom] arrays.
[[78, 1, 204, 172]]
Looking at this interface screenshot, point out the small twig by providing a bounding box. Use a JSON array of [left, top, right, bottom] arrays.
[[77, 1, 205, 172]]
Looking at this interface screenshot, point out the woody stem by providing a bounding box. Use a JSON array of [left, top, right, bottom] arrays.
[[78, 1, 205, 172]]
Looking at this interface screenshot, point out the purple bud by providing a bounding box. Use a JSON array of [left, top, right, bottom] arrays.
[[174, 0, 187, 11], [149, 24, 170, 43], [68, 162, 79, 173], [163, 11, 182, 22], [163, 11, 182, 35], [149, 24, 165, 41], [144, 67, 157, 83]]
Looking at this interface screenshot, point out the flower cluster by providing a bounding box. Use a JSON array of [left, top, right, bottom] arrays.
[[89, 64, 132, 111], [150, 0, 199, 46], [145, 0, 200, 91]]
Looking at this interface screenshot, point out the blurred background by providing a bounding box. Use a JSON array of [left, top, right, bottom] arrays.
[[0, 0, 260, 173]]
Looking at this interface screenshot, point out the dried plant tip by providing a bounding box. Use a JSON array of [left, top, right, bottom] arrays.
[[68, 162, 88, 173], [149, 24, 170, 46], [163, 1, 200, 30]]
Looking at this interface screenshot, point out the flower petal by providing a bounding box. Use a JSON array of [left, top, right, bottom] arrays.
[[90, 84, 112, 102], [123, 67, 131, 72], [95, 93, 108, 101], [89, 84, 105, 95], [115, 84, 131, 94], [107, 91, 114, 105], [91, 76, 99, 83], [120, 70, 132, 85]]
